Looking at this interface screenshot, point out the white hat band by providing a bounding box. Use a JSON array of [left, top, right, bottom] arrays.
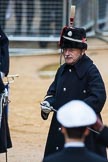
[[63, 36, 87, 44]]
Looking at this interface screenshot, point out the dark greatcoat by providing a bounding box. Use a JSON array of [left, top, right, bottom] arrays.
[[0, 28, 12, 153], [97, 126, 108, 147], [43, 147, 108, 162], [41, 54, 107, 158], [0, 102, 12, 153], [0, 27, 9, 92]]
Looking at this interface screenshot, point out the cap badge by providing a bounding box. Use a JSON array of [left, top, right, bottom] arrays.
[[67, 31, 72, 37]]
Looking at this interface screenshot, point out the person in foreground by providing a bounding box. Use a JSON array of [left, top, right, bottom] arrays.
[[42, 100, 108, 162], [40, 26, 107, 158], [0, 27, 12, 153]]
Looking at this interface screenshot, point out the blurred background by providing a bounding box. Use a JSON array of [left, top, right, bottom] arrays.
[[0, 0, 108, 50]]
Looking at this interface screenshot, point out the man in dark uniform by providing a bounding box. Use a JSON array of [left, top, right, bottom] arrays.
[[0, 27, 12, 153], [40, 26, 107, 158], [0, 27, 9, 85], [42, 100, 108, 162]]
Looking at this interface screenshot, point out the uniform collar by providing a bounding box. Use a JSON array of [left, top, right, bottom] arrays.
[[61, 54, 93, 79], [64, 141, 85, 148]]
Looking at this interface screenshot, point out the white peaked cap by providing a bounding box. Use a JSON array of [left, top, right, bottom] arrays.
[[57, 100, 97, 128]]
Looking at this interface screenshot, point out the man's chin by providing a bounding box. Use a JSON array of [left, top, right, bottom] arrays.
[[65, 61, 73, 65]]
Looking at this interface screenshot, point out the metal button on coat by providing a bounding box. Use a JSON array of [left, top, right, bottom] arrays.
[[58, 127, 61, 131], [63, 88, 66, 91], [83, 90, 86, 93], [56, 147, 59, 150]]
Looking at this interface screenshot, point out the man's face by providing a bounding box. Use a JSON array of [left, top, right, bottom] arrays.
[[63, 48, 85, 65]]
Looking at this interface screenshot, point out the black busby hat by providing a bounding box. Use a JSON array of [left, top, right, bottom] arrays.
[[59, 27, 87, 49]]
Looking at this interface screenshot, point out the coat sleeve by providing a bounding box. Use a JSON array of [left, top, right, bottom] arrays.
[[84, 64, 106, 114], [41, 80, 57, 120], [0, 28, 9, 76], [44, 67, 60, 106], [41, 69, 59, 120], [97, 126, 108, 147]]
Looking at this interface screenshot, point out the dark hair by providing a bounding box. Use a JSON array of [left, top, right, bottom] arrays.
[[65, 127, 87, 138]]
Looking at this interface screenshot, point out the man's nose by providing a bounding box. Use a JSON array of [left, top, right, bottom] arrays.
[[65, 49, 69, 55]]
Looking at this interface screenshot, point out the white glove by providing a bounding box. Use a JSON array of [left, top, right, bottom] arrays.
[[41, 101, 52, 114], [4, 88, 8, 97]]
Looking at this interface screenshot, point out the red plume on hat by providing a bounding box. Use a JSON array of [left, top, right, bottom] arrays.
[[59, 6, 75, 47]]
